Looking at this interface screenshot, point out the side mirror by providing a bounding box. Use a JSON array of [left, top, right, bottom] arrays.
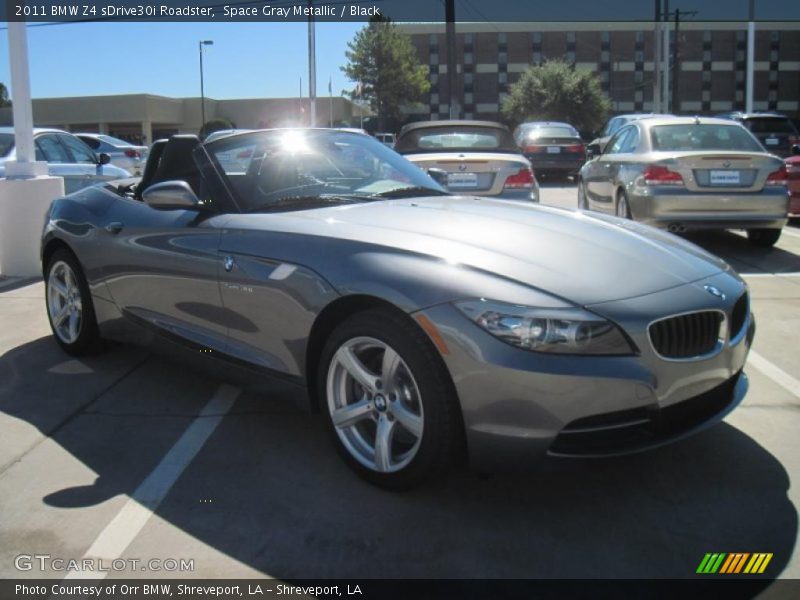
[[98, 152, 111, 165], [142, 181, 203, 211], [792, 144, 800, 156], [427, 168, 449, 187], [586, 142, 602, 158]]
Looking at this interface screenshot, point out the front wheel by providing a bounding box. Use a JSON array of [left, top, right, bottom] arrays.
[[318, 309, 461, 490], [747, 228, 781, 248], [577, 180, 588, 210]]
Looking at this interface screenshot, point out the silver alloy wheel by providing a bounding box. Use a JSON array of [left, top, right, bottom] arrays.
[[326, 336, 424, 473], [616, 192, 629, 218], [47, 260, 83, 345]]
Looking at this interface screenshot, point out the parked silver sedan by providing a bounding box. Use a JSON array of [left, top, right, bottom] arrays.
[[395, 120, 539, 202], [75, 133, 148, 176], [578, 117, 790, 247], [0, 127, 130, 193]]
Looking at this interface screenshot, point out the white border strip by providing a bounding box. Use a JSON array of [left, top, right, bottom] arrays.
[[747, 350, 800, 400], [63, 384, 241, 580]]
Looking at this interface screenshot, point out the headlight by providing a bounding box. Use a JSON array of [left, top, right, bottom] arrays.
[[454, 299, 636, 355]]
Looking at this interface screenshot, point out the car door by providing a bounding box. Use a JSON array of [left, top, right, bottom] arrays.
[[101, 140, 231, 353], [58, 133, 115, 188], [201, 132, 339, 378], [584, 127, 633, 210], [34, 134, 87, 194]]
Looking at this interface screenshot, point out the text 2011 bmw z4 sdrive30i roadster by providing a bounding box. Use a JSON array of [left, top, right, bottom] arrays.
[[41, 129, 755, 489]]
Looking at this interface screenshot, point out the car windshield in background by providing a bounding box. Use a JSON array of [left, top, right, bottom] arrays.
[[744, 118, 798, 134], [98, 135, 136, 146], [602, 118, 627, 137], [650, 124, 764, 152], [525, 126, 579, 139], [395, 126, 519, 154], [207, 129, 446, 212], [0, 133, 13, 157]]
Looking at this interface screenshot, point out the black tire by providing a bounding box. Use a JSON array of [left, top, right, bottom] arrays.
[[577, 179, 588, 210], [616, 189, 631, 219], [318, 308, 461, 490], [44, 248, 102, 356], [747, 228, 781, 248]]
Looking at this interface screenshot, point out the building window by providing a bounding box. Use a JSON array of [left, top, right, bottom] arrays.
[[635, 51, 644, 63], [533, 51, 542, 64], [703, 50, 711, 62], [601, 51, 610, 63], [465, 52, 473, 65], [498, 52, 508, 64], [498, 72, 507, 84], [431, 73, 439, 85], [465, 33, 473, 44], [532, 32, 542, 44], [635, 71, 644, 83], [430, 93, 439, 104], [635, 31, 644, 44], [567, 32, 576, 43], [703, 30, 712, 43], [770, 31, 780, 42], [498, 32, 507, 44], [464, 92, 473, 104], [601, 31, 610, 43], [703, 71, 711, 83], [429, 34, 438, 45], [464, 72, 473, 85], [770, 49, 779, 62], [566, 51, 575, 63], [430, 53, 439, 65]]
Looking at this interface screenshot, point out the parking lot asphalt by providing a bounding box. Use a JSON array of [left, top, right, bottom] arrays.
[[1, 183, 799, 582]]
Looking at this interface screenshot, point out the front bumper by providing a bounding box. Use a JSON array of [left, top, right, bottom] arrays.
[[414, 272, 752, 471], [629, 186, 790, 230]]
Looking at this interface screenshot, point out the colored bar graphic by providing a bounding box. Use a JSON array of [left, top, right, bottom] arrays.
[[700, 552, 773, 575]]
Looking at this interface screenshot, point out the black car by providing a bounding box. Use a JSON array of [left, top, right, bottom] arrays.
[[716, 112, 800, 158], [513, 121, 585, 179]]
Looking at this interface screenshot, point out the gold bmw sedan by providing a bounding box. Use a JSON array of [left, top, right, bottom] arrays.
[[578, 116, 790, 247]]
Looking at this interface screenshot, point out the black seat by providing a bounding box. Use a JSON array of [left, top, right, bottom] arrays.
[[134, 138, 168, 199], [140, 135, 206, 199]]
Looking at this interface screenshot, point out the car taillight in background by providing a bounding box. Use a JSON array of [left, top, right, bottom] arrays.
[[504, 167, 535, 189], [788, 135, 799, 146], [124, 149, 141, 159], [565, 143, 585, 154], [643, 165, 685, 186], [523, 145, 543, 154], [765, 164, 789, 186]]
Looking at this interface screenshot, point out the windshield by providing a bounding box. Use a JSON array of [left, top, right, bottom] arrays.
[[98, 135, 137, 146], [0, 133, 13, 158], [650, 124, 764, 152], [744, 118, 798, 135], [394, 125, 519, 154], [525, 126, 579, 139], [206, 129, 447, 212], [602, 117, 627, 137]]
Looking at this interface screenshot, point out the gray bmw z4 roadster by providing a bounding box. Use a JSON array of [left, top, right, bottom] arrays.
[[41, 129, 754, 489]]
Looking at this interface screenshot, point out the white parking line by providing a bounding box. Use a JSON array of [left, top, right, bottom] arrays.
[[780, 227, 800, 240], [63, 384, 241, 581], [747, 350, 800, 400]]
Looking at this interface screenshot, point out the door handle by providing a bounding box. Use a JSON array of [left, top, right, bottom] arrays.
[[105, 222, 124, 234], [223, 256, 236, 272]]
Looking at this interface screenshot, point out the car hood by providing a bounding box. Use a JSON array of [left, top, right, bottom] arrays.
[[232, 196, 729, 306]]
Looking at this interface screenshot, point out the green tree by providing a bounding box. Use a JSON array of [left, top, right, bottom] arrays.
[[341, 15, 430, 132], [501, 60, 611, 133], [0, 83, 11, 108], [199, 117, 235, 140]]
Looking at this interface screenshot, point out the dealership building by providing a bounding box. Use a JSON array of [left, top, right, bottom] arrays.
[[398, 22, 800, 123], [0, 94, 367, 144]]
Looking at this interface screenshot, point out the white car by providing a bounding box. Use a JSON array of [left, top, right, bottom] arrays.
[[75, 133, 148, 176], [374, 132, 397, 148], [0, 128, 130, 194]]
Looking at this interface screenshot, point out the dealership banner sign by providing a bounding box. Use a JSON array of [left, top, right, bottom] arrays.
[[3, 0, 800, 22]]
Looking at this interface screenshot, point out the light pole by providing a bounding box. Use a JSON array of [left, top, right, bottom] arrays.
[[199, 40, 214, 133]]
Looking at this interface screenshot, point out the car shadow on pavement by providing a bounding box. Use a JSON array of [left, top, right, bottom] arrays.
[[0, 335, 796, 583], [683, 230, 800, 274]]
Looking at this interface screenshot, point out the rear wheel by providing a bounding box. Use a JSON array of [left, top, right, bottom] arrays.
[[747, 228, 781, 248], [318, 308, 460, 490], [45, 249, 101, 355], [616, 190, 631, 219]]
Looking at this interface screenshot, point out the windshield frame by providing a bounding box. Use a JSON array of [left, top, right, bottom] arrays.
[[203, 129, 448, 214]]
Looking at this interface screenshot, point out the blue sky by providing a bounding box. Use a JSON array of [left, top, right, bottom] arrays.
[[0, 22, 363, 99]]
